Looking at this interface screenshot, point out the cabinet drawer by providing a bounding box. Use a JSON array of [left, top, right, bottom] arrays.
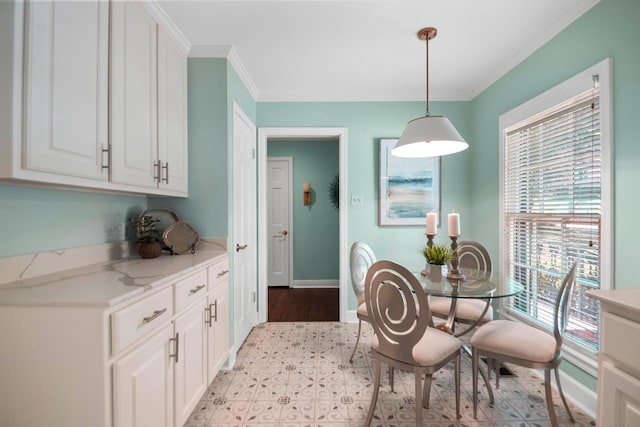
[[602, 311, 640, 376], [208, 259, 229, 287], [112, 287, 173, 354], [174, 269, 208, 312]]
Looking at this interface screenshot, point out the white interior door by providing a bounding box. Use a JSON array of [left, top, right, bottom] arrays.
[[267, 157, 292, 287], [232, 103, 258, 348]]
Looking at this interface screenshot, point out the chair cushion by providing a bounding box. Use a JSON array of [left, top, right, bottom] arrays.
[[470, 320, 557, 363], [371, 327, 461, 367], [430, 298, 493, 323]]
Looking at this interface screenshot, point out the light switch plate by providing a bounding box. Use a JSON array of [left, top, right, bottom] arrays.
[[351, 194, 363, 206]]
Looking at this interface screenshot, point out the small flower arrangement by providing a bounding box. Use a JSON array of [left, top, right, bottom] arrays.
[[129, 215, 161, 243], [421, 243, 454, 265]]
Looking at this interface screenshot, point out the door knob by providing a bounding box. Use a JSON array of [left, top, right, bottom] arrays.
[[236, 243, 248, 252], [280, 230, 288, 236]]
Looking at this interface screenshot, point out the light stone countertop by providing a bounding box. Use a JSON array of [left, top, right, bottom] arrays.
[[0, 239, 227, 308], [587, 288, 640, 320]]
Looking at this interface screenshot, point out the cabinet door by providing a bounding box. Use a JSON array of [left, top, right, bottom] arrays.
[[208, 281, 230, 383], [174, 299, 208, 427], [110, 2, 158, 188], [157, 27, 188, 194], [599, 361, 640, 426], [113, 325, 174, 427], [22, 0, 108, 180]]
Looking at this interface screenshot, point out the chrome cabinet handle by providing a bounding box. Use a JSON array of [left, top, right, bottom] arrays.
[[169, 333, 179, 363], [154, 160, 161, 182], [162, 162, 169, 184], [211, 301, 218, 322], [189, 284, 206, 295], [236, 244, 247, 252], [101, 144, 111, 171], [204, 306, 212, 326], [142, 308, 167, 324], [217, 270, 229, 278]]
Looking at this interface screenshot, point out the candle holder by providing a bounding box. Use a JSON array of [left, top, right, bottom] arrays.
[[425, 233, 435, 248], [447, 236, 465, 281]]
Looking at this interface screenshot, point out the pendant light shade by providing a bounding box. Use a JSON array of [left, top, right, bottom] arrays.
[[393, 115, 468, 158], [392, 27, 468, 158]]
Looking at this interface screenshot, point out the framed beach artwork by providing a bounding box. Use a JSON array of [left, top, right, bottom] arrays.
[[378, 138, 440, 226]]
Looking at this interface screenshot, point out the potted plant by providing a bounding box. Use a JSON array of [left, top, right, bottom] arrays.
[[421, 243, 453, 281], [129, 215, 162, 259]]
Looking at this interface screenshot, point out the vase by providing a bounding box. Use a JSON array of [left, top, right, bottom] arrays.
[[428, 263, 447, 282], [138, 242, 162, 259]]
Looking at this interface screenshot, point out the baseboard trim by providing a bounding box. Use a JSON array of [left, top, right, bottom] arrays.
[[346, 309, 359, 323], [291, 280, 339, 289]]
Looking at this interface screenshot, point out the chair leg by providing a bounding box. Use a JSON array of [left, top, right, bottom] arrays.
[[472, 349, 479, 419], [365, 359, 382, 426], [454, 350, 461, 419], [544, 368, 560, 427], [350, 319, 362, 363], [422, 374, 432, 409], [495, 359, 501, 389], [389, 367, 395, 392], [415, 371, 424, 427], [554, 367, 575, 422]]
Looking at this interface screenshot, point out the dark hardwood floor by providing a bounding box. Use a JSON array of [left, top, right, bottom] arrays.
[[267, 287, 339, 322]]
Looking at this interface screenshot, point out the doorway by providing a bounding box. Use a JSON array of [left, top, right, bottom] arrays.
[[258, 128, 348, 323]]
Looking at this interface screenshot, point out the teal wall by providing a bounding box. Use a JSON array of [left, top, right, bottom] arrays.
[[0, 184, 145, 258], [468, 0, 640, 390], [257, 101, 472, 308], [267, 139, 340, 281], [470, 0, 638, 290], [148, 58, 229, 237]]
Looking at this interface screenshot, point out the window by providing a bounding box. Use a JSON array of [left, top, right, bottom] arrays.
[[499, 59, 612, 366]]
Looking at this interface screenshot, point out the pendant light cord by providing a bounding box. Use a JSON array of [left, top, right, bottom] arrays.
[[425, 34, 430, 116]]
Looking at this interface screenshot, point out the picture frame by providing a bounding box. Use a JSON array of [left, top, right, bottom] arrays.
[[378, 138, 441, 226]]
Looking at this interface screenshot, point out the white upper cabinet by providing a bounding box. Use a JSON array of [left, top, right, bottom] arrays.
[[23, 1, 109, 180], [0, 0, 188, 197], [110, 1, 159, 189], [157, 27, 189, 194]]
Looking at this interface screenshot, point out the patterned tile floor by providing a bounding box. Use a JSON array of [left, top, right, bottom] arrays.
[[185, 322, 596, 427]]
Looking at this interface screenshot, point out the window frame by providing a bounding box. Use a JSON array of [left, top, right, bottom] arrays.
[[498, 58, 613, 376]]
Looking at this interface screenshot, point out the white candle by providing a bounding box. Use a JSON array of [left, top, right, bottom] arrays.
[[425, 212, 437, 235], [448, 212, 460, 237]]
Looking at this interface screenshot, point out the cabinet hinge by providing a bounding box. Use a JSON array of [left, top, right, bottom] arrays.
[[252, 149, 255, 159], [252, 292, 256, 303]]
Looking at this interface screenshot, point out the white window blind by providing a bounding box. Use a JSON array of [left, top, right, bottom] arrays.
[[503, 85, 602, 352]]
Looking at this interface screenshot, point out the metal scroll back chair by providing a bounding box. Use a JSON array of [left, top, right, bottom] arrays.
[[348, 241, 376, 363], [430, 241, 494, 337], [471, 261, 578, 427], [364, 260, 461, 426]]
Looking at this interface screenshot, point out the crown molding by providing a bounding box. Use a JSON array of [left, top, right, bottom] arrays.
[[468, 0, 600, 100], [189, 45, 259, 101], [143, 1, 191, 55]]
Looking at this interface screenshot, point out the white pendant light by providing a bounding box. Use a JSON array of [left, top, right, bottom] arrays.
[[392, 27, 468, 158]]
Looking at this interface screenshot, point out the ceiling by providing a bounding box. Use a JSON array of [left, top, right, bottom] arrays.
[[157, 0, 599, 102]]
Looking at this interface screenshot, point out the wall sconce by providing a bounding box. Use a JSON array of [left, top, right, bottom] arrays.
[[302, 182, 312, 205]]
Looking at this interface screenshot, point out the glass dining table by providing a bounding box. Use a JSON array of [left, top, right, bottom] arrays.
[[413, 268, 523, 405], [415, 268, 523, 337]]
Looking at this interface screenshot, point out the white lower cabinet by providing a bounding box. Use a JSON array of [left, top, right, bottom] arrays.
[[0, 253, 230, 427], [174, 299, 208, 427], [113, 325, 175, 427], [111, 257, 230, 427], [588, 289, 640, 426], [208, 281, 230, 382]]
